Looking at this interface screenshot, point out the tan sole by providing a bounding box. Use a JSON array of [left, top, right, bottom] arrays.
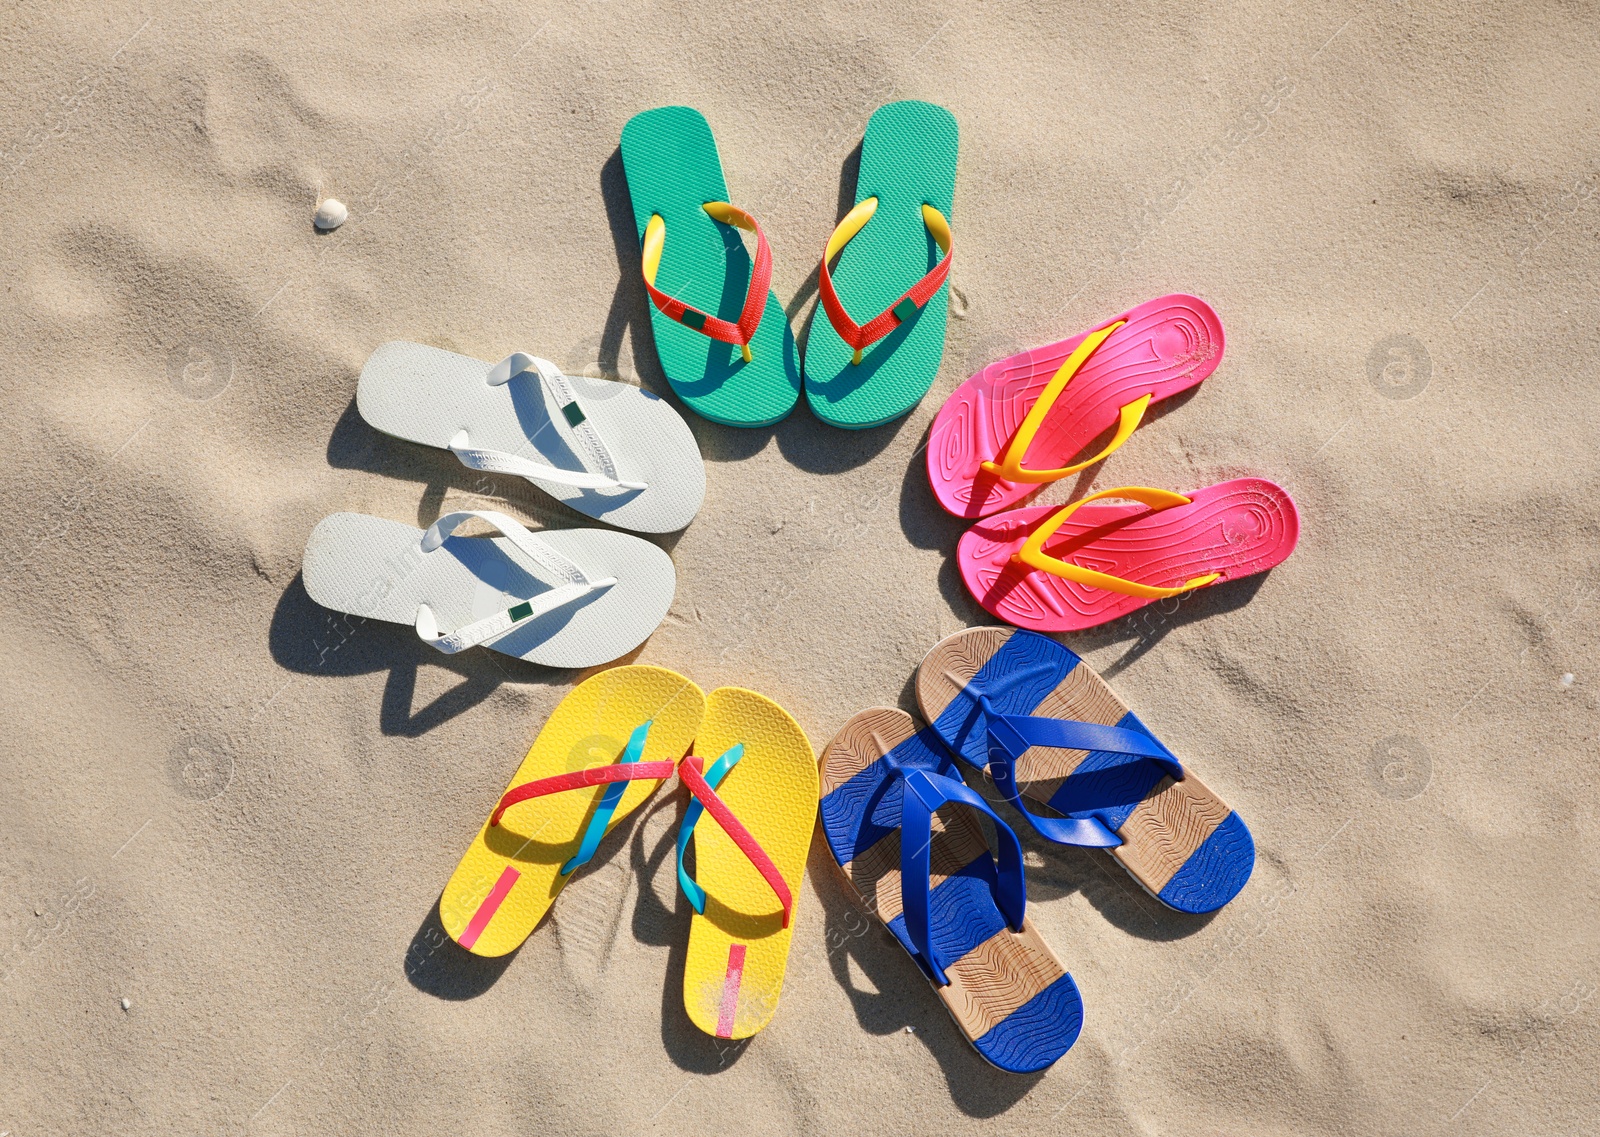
[[820, 707, 1073, 1058], [916, 626, 1237, 902]]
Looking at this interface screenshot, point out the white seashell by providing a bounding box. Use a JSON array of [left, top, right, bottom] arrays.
[[314, 198, 348, 230], [1561, 673, 1575, 687], [120, 997, 131, 1010]]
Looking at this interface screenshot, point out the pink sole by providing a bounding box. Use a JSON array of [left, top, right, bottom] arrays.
[[957, 478, 1299, 631], [927, 295, 1225, 519]]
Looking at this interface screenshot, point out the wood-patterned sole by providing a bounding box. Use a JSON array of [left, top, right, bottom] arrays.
[[820, 707, 1076, 1065], [916, 626, 1245, 907]]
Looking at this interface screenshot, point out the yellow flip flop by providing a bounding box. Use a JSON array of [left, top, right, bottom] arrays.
[[440, 665, 705, 957], [676, 687, 817, 1039]]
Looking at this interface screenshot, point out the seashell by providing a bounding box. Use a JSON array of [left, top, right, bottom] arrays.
[[313, 198, 348, 230], [120, 997, 131, 1010]]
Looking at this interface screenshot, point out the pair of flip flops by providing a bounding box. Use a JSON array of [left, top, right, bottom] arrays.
[[440, 665, 817, 1041], [620, 101, 958, 429], [927, 295, 1300, 631], [820, 626, 1255, 1073], [302, 345, 705, 667]]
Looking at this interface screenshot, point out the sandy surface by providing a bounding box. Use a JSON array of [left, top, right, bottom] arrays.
[[3, 1, 1598, 1133]]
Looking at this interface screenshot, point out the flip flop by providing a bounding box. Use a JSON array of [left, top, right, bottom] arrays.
[[676, 687, 816, 1039], [917, 627, 1255, 914], [301, 508, 674, 668], [439, 666, 706, 956], [927, 295, 1225, 518], [819, 707, 1083, 1072], [957, 480, 1300, 633], [804, 100, 958, 429], [357, 342, 706, 534], [620, 106, 799, 428]]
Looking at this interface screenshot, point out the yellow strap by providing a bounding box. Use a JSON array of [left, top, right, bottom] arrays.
[[642, 205, 756, 363], [642, 215, 666, 286], [979, 321, 1149, 483], [825, 197, 879, 262], [824, 200, 952, 365], [823, 197, 953, 264], [1014, 486, 1223, 599], [921, 204, 952, 255]]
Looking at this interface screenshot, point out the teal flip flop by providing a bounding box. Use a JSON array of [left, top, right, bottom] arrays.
[[620, 106, 800, 428], [804, 101, 958, 429]]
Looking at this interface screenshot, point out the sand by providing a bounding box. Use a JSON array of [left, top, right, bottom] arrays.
[[2, 1, 1598, 1133]]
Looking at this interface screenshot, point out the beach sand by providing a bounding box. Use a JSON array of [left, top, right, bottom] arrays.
[[2, 2, 1597, 1132]]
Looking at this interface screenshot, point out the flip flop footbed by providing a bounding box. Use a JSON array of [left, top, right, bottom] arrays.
[[301, 513, 675, 668], [819, 708, 1083, 1072], [682, 687, 817, 1040], [440, 666, 706, 957], [958, 478, 1299, 633], [804, 100, 958, 429], [620, 106, 799, 427], [928, 295, 1225, 518], [917, 627, 1254, 914], [358, 341, 706, 533]]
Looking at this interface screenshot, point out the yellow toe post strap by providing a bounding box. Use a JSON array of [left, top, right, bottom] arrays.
[[980, 320, 1151, 483], [642, 202, 772, 363], [817, 198, 954, 365], [1014, 486, 1223, 599]]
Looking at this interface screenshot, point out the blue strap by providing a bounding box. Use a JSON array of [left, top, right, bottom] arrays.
[[986, 712, 1184, 778], [559, 720, 652, 876], [898, 767, 1026, 987], [675, 744, 745, 913], [979, 694, 1184, 849]]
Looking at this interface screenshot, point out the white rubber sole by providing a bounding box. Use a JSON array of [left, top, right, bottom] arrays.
[[357, 341, 706, 534], [302, 512, 676, 668]]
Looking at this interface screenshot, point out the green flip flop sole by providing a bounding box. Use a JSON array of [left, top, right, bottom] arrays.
[[803, 101, 958, 429], [620, 106, 800, 428]]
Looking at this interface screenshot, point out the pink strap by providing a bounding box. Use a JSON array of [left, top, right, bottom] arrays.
[[678, 755, 793, 928], [489, 760, 676, 828], [643, 203, 773, 349], [817, 227, 952, 353]]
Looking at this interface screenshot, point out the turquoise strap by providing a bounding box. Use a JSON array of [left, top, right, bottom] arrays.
[[675, 744, 745, 912], [559, 720, 652, 876]]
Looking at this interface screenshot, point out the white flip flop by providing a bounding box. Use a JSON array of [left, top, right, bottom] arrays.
[[357, 342, 706, 534], [301, 509, 675, 668]]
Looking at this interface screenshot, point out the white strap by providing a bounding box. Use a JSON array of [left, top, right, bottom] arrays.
[[468, 353, 646, 492], [448, 432, 646, 491], [416, 580, 612, 653], [413, 509, 616, 653]]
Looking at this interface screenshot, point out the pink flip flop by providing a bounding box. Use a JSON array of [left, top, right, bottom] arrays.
[[956, 480, 1299, 632], [926, 295, 1225, 519]]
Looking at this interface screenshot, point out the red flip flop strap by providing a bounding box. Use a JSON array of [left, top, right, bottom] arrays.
[[678, 755, 793, 928], [489, 760, 677, 828], [643, 205, 773, 347], [817, 232, 952, 352]]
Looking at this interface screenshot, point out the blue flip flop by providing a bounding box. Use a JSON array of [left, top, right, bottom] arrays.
[[916, 627, 1255, 914], [819, 707, 1084, 1073]]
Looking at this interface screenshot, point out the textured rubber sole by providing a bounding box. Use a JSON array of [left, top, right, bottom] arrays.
[[819, 707, 1083, 1072], [681, 687, 817, 1040], [918, 627, 1255, 914], [440, 667, 706, 957], [620, 106, 799, 428], [957, 477, 1299, 632], [928, 294, 1225, 518], [357, 341, 705, 533], [803, 101, 958, 429], [301, 512, 675, 668]]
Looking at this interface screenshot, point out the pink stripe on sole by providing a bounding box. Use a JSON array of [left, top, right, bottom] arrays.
[[715, 943, 748, 1038], [457, 865, 521, 951]]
